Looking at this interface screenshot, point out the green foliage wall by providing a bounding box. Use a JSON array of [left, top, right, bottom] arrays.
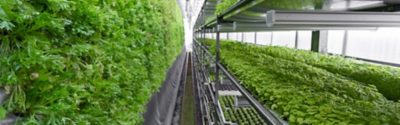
[[0, 0, 183, 124]]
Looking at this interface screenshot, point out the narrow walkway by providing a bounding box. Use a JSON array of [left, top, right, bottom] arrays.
[[180, 53, 196, 125]]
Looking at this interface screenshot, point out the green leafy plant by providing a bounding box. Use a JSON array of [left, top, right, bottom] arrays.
[[203, 39, 400, 124], [249, 45, 400, 101], [220, 96, 266, 124], [215, 0, 325, 16], [215, 0, 239, 15], [0, 0, 183, 124]]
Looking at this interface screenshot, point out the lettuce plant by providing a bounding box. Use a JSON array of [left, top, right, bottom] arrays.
[[203, 39, 400, 124]]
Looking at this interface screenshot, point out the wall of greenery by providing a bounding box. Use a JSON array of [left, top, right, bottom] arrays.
[[0, 0, 183, 124]]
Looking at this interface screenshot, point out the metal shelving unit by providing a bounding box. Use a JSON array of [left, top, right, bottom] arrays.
[[196, 0, 400, 32], [193, 0, 400, 124], [193, 39, 285, 125]]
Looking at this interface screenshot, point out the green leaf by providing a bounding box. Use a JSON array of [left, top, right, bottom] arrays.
[[0, 21, 14, 30], [0, 106, 6, 119]]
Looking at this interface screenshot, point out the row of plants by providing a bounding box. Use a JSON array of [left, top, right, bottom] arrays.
[[215, 0, 325, 16], [246, 44, 400, 101], [203, 39, 400, 124], [219, 96, 266, 125], [0, 0, 183, 124], [215, 0, 239, 15]]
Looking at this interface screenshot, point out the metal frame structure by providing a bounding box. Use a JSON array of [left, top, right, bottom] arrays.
[[193, 0, 400, 124], [192, 38, 286, 125], [196, 1, 400, 31]]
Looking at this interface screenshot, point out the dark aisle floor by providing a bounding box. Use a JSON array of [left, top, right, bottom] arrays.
[[180, 53, 196, 125]]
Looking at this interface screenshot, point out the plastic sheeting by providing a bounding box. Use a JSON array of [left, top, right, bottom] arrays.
[[143, 49, 187, 125]]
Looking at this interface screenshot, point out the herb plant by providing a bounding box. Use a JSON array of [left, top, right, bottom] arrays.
[[215, 0, 239, 15], [0, 0, 183, 124], [220, 96, 266, 125], [203, 39, 400, 124]]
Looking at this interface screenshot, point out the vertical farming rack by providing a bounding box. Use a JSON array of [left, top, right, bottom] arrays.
[[192, 0, 400, 124]]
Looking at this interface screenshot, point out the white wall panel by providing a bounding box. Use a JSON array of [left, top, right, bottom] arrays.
[[327, 31, 345, 54], [221, 33, 228, 40], [244, 32, 255, 43], [255, 32, 271, 45], [234, 32, 243, 42], [272, 31, 296, 48], [297, 31, 312, 50], [205, 28, 400, 65], [345, 28, 400, 64]]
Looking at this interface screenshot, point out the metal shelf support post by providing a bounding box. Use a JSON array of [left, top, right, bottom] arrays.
[[295, 31, 299, 49]]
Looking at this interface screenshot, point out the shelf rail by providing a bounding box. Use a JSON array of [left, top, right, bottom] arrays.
[[193, 39, 286, 125]]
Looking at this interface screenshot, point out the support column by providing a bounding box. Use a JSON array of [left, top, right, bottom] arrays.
[[202, 28, 206, 43], [270, 32, 274, 45], [295, 31, 299, 49], [311, 2, 329, 53], [241, 32, 244, 42], [215, 27, 220, 97], [342, 31, 349, 55], [202, 10, 206, 43], [311, 31, 319, 52], [342, 0, 350, 55], [214, 17, 222, 125], [254, 32, 257, 44], [311, 31, 328, 53]]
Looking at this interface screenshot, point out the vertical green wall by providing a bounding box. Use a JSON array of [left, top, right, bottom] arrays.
[[0, 0, 183, 124]]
